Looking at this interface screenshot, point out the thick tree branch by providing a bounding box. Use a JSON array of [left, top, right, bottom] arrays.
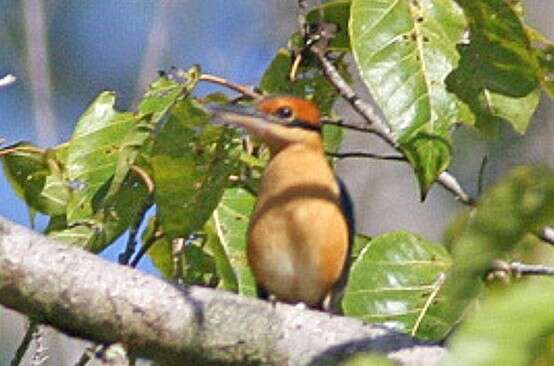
[[0, 217, 445, 365]]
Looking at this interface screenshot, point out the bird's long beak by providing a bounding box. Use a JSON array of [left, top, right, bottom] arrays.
[[205, 103, 273, 136]]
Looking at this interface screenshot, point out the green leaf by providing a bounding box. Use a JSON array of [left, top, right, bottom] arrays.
[[322, 123, 344, 153], [442, 166, 554, 323], [148, 237, 173, 279], [108, 73, 199, 196], [212, 188, 257, 296], [204, 219, 239, 292], [351, 234, 372, 261], [343, 231, 453, 340], [446, 0, 541, 135], [453, 0, 539, 96], [46, 174, 149, 253], [306, 0, 352, 51], [447, 280, 554, 366], [145, 217, 221, 287], [340, 353, 395, 366], [349, 0, 472, 196], [152, 99, 240, 240], [65, 92, 137, 223], [1, 143, 69, 216], [484, 89, 540, 134]]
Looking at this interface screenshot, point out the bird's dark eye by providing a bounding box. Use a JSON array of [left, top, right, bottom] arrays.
[[275, 106, 294, 119]]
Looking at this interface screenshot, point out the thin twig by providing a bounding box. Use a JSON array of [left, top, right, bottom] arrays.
[[129, 165, 155, 194], [10, 321, 39, 366], [74, 345, 100, 366], [437, 171, 477, 206], [130, 222, 163, 268], [199, 74, 262, 100], [311, 47, 395, 146], [0, 145, 46, 158], [510, 262, 554, 276], [477, 155, 488, 196], [328, 151, 406, 161], [323, 120, 382, 135], [0, 74, 16, 88]]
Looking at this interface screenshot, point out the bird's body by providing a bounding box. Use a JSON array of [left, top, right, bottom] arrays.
[[249, 141, 349, 306], [209, 96, 354, 311]]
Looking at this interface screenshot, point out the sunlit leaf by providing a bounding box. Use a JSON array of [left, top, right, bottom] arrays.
[[1, 143, 68, 216], [349, 0, 472, 196], [212, 188, 257, 296], [343, 231, 453, 340], [65, 92, 137, 223]]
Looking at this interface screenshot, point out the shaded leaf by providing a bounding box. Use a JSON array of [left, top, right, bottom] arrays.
[[148, 237, 173, 279], [349, 0, 472, 195], [205, 219, 239, 292], [212, 188, 257, 296], [447, 280, 554, 366], [306, 0, 351, 51], [152, 99, 240, 241], [343, 231, 453, 340], [442, 166, 554, 325], [446, 0, 541, 135], [453, 0, 539, 96], [108, 73, 199, 196]]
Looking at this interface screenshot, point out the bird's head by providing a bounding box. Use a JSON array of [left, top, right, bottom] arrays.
[[207, 96, 323, 155]]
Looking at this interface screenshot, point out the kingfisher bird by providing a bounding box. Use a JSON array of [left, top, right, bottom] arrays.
[[209, 96, 354, 312]]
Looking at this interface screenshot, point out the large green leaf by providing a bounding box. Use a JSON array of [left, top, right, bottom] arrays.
[[152, 99, 240, 241], [1, 143, 68, 216], [442, 166, 554, 323], [349, 0, 472, 196], [212, 188, 257, 296], [65, 92, 137, 223], [343, 231, 453, 340], [446, 0, 541, 135], [446, 280, 554, 366], [108, 73, 198, 196]]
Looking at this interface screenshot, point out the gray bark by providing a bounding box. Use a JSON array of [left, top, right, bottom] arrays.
[[0, 217, 446, 365]]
